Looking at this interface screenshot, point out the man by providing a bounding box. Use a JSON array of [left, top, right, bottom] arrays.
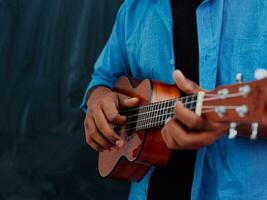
[[81, 0, 267, 199]]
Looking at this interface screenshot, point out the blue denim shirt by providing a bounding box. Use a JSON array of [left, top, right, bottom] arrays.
[[81, 0, 267, 199]]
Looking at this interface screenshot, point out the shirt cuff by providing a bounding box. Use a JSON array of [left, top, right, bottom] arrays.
[[80, 78, 114, 113]]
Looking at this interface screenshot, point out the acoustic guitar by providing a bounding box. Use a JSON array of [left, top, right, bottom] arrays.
[[98, 70, 267, 181]]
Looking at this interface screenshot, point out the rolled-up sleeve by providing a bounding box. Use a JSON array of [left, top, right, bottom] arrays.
[[80, 1, 130, 112]]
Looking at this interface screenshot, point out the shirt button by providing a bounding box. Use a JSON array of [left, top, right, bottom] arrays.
[[170, 59, 175, 65]]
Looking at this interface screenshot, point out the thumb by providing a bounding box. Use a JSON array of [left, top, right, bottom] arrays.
[[118, 94, 140, 108], [173, 70, 203, 94]]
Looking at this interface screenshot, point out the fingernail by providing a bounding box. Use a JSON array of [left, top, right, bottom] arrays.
[[124, 97, 136, 104], [174, 101, 183, 107], [165, 117, 172, 125], [128, 97, 139, 103], [116, 140, 124, 148]]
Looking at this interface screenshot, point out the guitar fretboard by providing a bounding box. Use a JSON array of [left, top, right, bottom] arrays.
[[120, 95, 198, 133]]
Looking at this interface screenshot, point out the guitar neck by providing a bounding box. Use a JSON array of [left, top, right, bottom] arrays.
[[121, 94, 198, 133]]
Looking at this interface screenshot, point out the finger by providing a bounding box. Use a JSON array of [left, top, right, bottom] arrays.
[[173, 70, 202, 94], [181, 128, 225, 148], [118, 94, 140, 109], [86, 135, 104, 152], [174, 101, 229, 131], [93, 105, 124, 147], [161, 123, 179, 149], [162, 119, 226, 149], [102, 102, 126, 125], [87, 116, 114, 149], [84, 119, 104, 151], [174, 101, 204, 130]]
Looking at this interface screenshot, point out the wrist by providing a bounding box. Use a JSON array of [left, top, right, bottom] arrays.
[[86, 86, 112, 108]]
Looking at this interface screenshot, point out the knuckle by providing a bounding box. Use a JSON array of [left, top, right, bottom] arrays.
[[98, 99, 105, 106], [97, 125, 115, 142], [92, 104, 100, 114], [164, 120, 173, 130], [188, 117, 202, 129], [177, 137, 190, 148], [108, 92, 118, 100], [165, 142, 172, 149], [166, 140, 176, 149], [85, 135, 92, 145], [161, 129, 175, 149], [161, 126, 167, 135], [104, 131, 116, 142], [89, 130, 97, 139], [109, 112, 120, 122], [174, 107, 180, 117], [84, 117, 91, 127], [97, 124, 106, 135]]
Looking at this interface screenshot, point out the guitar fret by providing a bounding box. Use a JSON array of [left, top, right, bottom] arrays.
[[187, 95, 193, 110], [153, 103, 159, 128], [147, 104, 153, 129], [156, 101, 163, 127], [128, 94, 198, 132], [143, 104, 148, 130]]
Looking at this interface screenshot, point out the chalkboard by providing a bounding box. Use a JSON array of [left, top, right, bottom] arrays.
[[0, 0, 130, 199]]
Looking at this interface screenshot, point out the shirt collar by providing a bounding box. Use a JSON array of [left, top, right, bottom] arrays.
[[153, 0, 210, 34]]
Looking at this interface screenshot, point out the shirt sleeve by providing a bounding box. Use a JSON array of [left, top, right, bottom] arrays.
[[80, 2, 130, 112]]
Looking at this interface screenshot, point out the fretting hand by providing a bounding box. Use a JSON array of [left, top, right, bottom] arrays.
[[161, 70, 228, 149]]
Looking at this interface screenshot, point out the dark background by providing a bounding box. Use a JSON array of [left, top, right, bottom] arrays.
[[0, 0, 130, 199]]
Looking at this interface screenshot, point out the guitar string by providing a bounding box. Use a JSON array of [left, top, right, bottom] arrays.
[[125, 102, 244, 129], [124, 102, 197, 127], [120, 93, 217, 116], [119, 103, 196, 132], [120, 91, 243, 117], [120, 95, 198, 115], [116, 92, 246, 132], [126, 100, 198, 119], [122, 91, 245, 120], [119, 101, 196, 131], [125, 107, 195, 129], [125, 106, 195, 132], [124, 104, 244, 132]]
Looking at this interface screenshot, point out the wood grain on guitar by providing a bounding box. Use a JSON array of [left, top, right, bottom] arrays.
[[98, 75, 267, 181]]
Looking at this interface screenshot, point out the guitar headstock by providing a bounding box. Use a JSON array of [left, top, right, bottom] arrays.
[[201, 76, 267, 139]]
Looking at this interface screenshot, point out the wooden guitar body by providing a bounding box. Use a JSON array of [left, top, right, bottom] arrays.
[[98, 77, 179, 181]]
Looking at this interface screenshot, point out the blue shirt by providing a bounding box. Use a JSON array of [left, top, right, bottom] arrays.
[[81, 0, 267, 199]]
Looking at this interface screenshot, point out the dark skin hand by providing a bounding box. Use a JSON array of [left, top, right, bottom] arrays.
[[161, 70, 229, 149], [84, 70, 228, 152], [84, 86, 139, 151]]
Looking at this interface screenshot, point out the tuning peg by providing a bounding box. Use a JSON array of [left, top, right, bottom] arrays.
[[228, 122, 238, 139], [235, 105, 248, 118], [250, 122, 259, 140], [236, 73, 243, 83], [254, 68, 267, 80]]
